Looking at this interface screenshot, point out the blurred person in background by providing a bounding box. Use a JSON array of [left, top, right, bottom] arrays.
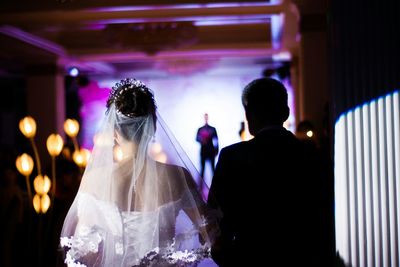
[[196, 113, 219, 179]]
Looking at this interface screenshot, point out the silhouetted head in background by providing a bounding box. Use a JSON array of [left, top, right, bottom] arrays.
[[242, 78, 289, 135], [204, 113, 209, 125]]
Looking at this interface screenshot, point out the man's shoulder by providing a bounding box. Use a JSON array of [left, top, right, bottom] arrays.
[[220, 141, 250, 156], [207, 125, 217, 131]]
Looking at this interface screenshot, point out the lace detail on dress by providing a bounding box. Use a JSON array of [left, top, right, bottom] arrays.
[[60, 225, 104, 267], [137, 240, 211, 267]]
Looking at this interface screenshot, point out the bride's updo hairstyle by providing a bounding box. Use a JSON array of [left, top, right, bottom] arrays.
[[106, 78, 157, 141]]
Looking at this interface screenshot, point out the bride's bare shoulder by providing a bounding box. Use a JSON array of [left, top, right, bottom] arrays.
[[154, 161, 191, 177]]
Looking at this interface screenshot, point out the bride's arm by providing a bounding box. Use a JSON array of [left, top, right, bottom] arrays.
[[179, 168, 218, 245]]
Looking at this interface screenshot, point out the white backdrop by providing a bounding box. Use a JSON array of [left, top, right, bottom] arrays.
[[81, 64, 294, 185]]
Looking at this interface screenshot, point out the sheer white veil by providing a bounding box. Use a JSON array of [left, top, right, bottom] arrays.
[[60, 79, 220, 267]]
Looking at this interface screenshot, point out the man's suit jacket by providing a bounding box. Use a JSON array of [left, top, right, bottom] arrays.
[[207, 127, 332, 266], [196, 124, 219, 157]]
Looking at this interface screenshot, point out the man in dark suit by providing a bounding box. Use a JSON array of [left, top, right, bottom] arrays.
[[196, 113, 219, 178], [207, 78, 333, 266]]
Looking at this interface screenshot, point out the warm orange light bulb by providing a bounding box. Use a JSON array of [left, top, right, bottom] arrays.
[[33, 194, 51, 214], [81, 148, 91, 167], [46, 134, 64, 156], [33, 194, 41, 214], [113, 145, 124, 162], [33, 174, 51, 195], [150, 143, 162, 155], [40, 194, 51, 214], [73, 148, 91, 167], [19, 116, 37, 138], [15, 153, 34, 176], [64, 119, 79, 138]]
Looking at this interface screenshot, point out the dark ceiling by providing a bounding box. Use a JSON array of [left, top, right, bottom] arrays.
[[0, 0, 292, 77]]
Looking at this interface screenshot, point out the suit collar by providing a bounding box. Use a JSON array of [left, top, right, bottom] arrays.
[[256, 125, 286, 136]]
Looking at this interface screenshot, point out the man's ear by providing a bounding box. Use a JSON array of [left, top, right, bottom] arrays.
[[244, 108, 249, 122], [282, 106, 290, 122], [244, 108, 253, 127], [244, 109, 257, 136]]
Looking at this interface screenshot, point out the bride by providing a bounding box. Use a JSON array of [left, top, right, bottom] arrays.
[[60, 78, 219, 267]]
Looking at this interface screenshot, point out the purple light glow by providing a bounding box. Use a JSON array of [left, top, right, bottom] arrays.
[[78, 81, 110, 148], [271, 14, 283, 49], [79, 48, 275, 62], [80, 24, 107, 31], [0, 25, 67, 57], [194, 18, 270, 26], [272, 51, 292, 61], [92, 14, 273, 26], [85, 2, 278, 13]]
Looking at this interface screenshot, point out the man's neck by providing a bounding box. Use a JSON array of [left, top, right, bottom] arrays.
[[254, 124, 283, 135]]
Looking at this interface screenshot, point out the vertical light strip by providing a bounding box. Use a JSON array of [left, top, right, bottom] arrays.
[[335, 91, 400, 267], [386, 95, 397, 267], [335, 115, 349, 261], [346, 112, 358, 266], [393, 91, 400, 266], [370, 100, 382, 267], [378, 97, 389, 267], [270, 14, 283, 49], [362, 103, 374, 267], [355, 108, 366, 266]]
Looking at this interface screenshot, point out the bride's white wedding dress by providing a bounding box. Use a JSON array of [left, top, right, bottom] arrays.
[[61, 192, 210, 267]]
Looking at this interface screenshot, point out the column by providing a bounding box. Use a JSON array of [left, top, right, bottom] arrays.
[[26, 63, 65, 167]]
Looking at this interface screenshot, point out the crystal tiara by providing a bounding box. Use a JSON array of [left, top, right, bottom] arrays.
[[107, 78, 153, 118]]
